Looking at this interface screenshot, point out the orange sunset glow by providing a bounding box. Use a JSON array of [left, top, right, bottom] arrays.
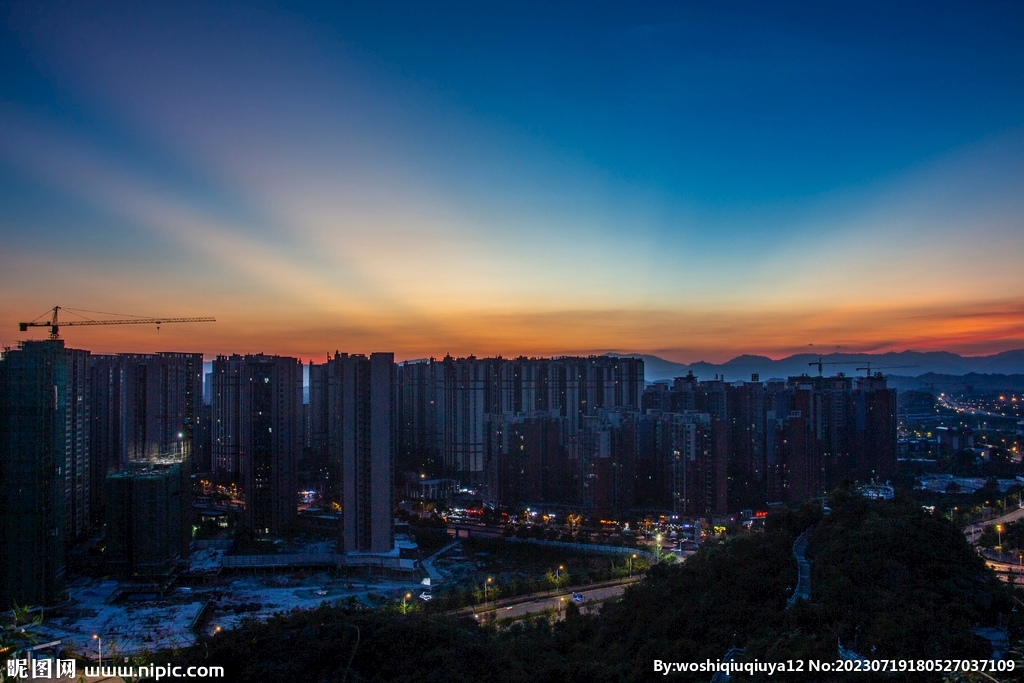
[[1, 3, 1022, 365]]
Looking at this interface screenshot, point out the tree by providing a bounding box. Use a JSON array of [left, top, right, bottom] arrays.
[[978, 525, 998, 549], [161, 492, 1018, 683], [545, 568, 569, 592], [0, 604, 42, 661]]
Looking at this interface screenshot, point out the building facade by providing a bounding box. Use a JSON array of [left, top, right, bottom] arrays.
[[312, 352, 395, 553], [395, 355, 645, 498], [89, 352, 202, 526], [105, 457, 190, 579], [243, 355, 301, 535], [0, 341, 71, 607]]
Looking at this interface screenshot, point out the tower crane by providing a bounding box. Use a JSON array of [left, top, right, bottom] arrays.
[[808, 358, 859, 377], [854, 363, 919, 377], [18, 306, 215, 340]]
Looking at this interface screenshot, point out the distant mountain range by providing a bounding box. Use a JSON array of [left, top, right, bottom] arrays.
[[616, 350, 1024, 384]]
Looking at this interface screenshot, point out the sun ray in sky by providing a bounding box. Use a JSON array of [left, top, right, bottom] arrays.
[[2, 1, 1022, 362]]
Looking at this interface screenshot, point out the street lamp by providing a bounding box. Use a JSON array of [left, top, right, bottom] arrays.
[[92, 634, 102, 668], [997, 525, 1003, 550], [484, 577, 492, 606], [403, 592, 412, 613], [629, 553, 636, 578]]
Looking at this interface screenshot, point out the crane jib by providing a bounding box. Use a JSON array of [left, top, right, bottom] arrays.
[[17, 307, 215, 339]]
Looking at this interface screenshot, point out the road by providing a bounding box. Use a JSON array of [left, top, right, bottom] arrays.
[[964, 506, 1024, 544], [984, 557, 1024, 583], [467, 579, 637, 623], [786, 530, 811, 609], [421, 539, 460, 584], [937, 395, 1018, 421]]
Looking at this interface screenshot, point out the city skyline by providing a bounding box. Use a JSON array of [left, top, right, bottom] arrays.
[[1, 5, 1019, 676], [2, 2, 1023, 363]]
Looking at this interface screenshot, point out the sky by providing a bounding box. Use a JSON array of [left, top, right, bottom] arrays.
[[1, 1, 1022, 364]]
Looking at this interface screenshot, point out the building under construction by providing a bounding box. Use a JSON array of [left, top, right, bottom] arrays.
[[0, 340, 71, 608], [104, 456, 191, 580]]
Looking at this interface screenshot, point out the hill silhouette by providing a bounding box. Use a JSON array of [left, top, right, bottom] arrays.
[[615, 350, 1024, 383]]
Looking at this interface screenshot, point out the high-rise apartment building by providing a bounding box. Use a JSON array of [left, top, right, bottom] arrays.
[[726, 380, 767, 511], [310, 352, 394, 553], [212, 354, 301, 535], [89, 352, 202, 525], [584, 408, 638, 514], [89, 355, 121, 525], [89, 353, 203, 466], [64, 347, 92, 540], [641, 372, 897, 511], [488, 413, 572, 509], [105, 456, 189, 579], [852, 375, 898, 484], [641, 411, 727, 517], [0, 340, 71, 608], [211, 354, 245, 481], [395, 355, 645, 496], [307, 359, 331, 483], [395, 358, 442, 475], [440, 356, 491, 487], [120, 353, 203, 462], [203, 371, 213, 406], [197, 403, 212, 474]]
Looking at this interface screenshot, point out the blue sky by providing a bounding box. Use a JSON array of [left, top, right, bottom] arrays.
[[1, 1, 1022, 361]]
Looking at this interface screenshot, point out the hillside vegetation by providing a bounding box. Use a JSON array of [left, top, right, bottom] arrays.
[[168, 492, 1020, 682]]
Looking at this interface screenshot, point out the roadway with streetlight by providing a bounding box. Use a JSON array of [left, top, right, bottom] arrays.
[[983, 556, 1024, 583], [464, 578, 640, 623], [937, 394, 1020, 421], [964, 505, 1024, 545]]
